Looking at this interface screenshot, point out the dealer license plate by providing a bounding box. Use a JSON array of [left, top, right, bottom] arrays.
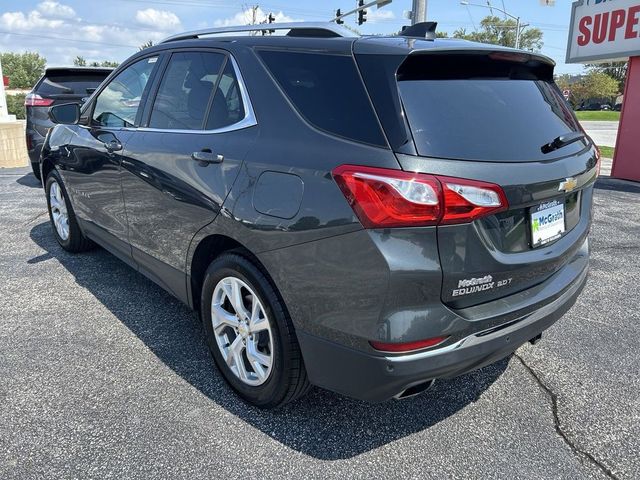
[[530, 199, 566, 248]]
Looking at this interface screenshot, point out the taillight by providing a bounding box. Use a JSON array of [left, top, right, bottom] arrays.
[[332, 165, 441, 227], [24, 93, 54, 107], [439, 176, 508, 225], [332, 165, 508, 228], [370, 336, 449, 353]]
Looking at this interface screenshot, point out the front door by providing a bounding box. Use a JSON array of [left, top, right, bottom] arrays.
[[59, 55, 161, 261]]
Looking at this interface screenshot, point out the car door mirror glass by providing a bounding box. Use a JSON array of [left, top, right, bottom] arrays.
[[49, 103, 80, 125]]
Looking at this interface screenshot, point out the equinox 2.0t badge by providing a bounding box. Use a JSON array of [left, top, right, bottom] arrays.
[[558, 177, 578, 193]]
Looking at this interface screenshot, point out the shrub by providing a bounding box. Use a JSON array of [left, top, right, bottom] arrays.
[[6, 94, 26, 120]]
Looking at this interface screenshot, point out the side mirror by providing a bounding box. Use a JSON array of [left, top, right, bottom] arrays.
[[49, 103, 80, 125]]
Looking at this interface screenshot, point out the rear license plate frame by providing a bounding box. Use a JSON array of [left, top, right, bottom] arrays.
[[530, 199, 566, 248]]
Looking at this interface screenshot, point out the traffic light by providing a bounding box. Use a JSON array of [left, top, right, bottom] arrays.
[[336, 9, 344, 25], [357, 0, 367, 25], [267, 12, 275, 34]]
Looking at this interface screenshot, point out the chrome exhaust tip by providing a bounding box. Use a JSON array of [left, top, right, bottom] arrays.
[[393, 379, 436, 400]]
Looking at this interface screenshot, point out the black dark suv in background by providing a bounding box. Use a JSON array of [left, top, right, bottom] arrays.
[[40, 22, 597, 408], [26, 66, 112, 179]]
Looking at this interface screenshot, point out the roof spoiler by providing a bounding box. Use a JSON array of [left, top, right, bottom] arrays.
[[399, 22, 438, 40]]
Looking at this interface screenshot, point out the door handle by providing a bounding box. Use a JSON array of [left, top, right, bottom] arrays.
[[191, 149, 224, 166], [104, 139, 123, 153]]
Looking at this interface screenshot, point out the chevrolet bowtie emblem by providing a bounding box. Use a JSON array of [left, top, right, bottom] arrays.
[[559, 177, 578, 193]]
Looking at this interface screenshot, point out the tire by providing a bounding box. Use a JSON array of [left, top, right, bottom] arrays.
[[45, 169, 94, 253], [201, 252, 310, 408], [31, 162, 42, 182]]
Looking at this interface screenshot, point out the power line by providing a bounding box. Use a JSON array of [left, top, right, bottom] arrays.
[[0, 30, 139, 49]]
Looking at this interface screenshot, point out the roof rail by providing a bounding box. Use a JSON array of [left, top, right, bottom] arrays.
[[159, 22, 357, 44]]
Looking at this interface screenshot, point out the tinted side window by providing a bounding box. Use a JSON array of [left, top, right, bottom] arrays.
[[149, 52, 225, 130], [258, 51, 386, 147], [92, 57, 157, 128], [205, 60, 246, 130]]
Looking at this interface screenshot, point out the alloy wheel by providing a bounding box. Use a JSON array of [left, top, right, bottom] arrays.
[[49, 180, 69, 241], [211, 276, 274, 386]]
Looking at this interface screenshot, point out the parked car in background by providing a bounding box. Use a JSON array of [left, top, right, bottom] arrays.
[[25, 67, 112, 180], [40, 22, 596, 408]]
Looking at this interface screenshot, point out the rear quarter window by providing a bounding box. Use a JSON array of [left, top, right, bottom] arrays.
[[258, 50, 387, 147]]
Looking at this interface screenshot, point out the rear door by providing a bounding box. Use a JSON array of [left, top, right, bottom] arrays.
[[120, 49, 257, 300], [358, 50, 598, 308]]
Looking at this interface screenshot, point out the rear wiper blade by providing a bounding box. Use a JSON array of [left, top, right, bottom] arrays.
[[541, 132, 588, 154]]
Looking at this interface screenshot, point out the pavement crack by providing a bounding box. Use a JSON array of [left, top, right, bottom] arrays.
[[21, 210, 48, 227], [514, 354, 620, 480]]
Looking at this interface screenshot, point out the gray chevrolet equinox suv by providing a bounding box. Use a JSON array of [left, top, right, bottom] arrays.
[[41, 22, 596, 408]]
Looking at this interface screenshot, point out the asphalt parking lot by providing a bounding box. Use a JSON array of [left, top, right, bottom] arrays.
[[1, 167, 639, 479]]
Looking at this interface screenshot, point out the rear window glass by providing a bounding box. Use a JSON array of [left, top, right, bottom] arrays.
[[37, 72, 110, 96], [258, 50, 386, 147], [397, 55, 584, 161]]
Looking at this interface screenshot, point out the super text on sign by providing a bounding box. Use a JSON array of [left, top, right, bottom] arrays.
[[567, 0, 640, 63]]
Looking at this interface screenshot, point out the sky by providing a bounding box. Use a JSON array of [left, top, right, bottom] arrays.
[[0, 0, 585, 74]]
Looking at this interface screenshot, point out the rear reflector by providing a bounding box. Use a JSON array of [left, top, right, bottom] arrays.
[[332, 165, 508, 228], [370, 336, 449, 353], [24, 93, 54, 107]]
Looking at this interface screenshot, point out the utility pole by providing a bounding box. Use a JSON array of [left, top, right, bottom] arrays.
[[411, 0, 427, 25]]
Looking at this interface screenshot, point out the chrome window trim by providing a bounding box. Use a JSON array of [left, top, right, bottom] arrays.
[[140, 54, 257, 135]]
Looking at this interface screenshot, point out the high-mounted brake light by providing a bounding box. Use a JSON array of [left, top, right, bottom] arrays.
[[488, 52, 530, 63], [24, 93, 54, 107], [370, 336, 449, 353], [332, 165, 508, 228]]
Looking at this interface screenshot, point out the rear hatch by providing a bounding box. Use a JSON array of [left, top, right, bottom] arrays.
[[27, 68, 112, 136], [356, 42, 597, 309]]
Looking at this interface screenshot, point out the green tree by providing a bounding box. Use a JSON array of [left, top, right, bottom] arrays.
[[585, 62, 627, 91], [102, 60, 119, 68], [74, 57, 118, 68], [555, 74, 572, 93], [572, 71, 620, 106], [453, 15, 543, 52], [0, 52, 46, 89]]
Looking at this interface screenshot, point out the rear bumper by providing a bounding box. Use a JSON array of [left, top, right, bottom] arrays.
[[299, 261, 588, 403]]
